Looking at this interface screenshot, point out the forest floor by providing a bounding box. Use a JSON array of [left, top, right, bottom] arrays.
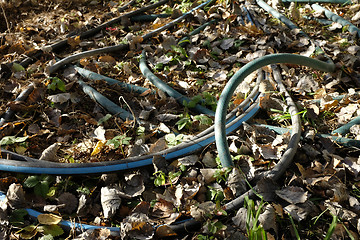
[[0, 0, 360, 239]]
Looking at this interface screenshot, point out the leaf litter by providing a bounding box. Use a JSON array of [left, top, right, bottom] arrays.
[[0, 0, 360, 239]]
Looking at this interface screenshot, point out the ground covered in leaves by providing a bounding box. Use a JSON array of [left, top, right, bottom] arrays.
[[0, 0, 360, 239]]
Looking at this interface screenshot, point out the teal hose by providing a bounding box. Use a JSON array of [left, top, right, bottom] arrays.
[[312, 4, 360, 37], [282, 0, 351, 3], [74, 66, 154, 95], [178, 19, 217, 47], [332, 116, 360, 135], [255, 124, 360, 148], [214, 54, 335, 168], [256, 0, 309, 38], [77, 79, 133, 120], [139, 51, 215, 116]]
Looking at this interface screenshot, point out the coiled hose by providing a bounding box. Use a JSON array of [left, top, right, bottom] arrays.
[[215, 54, 335, 167]]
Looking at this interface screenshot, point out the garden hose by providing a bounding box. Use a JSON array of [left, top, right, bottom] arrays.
[[214, 53, 336, 168], [282, 0, 351, 3], [332, 116, 360, 135], [256, 0, 309, 38], [254, 124, 360, 148], [0, 83, 34, 127], [46, 0, 170, 52], [0, 96, 260, 174], [311, 4, 360, 38], [0, 191, 121, 232], [76, 79, 134, 120], [139, 51, 215, 116], [48, 0, 214, 74], [303, 15, 333, 25], [130, 14, 171, 22], [74, 66, 154, 95]]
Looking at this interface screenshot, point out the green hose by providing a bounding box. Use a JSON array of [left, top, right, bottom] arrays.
[[282, 0, 351, 3], [255, 124, 360, 148], [139, 51, 215, 116], [332, 116, 360, 135], [312, 4, 360, 37], [215, 54, 335, 168], [256, 0, 309, 38]]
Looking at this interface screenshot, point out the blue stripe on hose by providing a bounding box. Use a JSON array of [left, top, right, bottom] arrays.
[[0, 103, 260, 174], [0, 192, 121, 232]]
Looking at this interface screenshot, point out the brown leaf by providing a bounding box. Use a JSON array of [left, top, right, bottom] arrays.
[[275, 186, 309, 204], [152, 199, 174, 218], [155, 225, 177, 238], [37, 213, 62, 225], [98, 55, 116, 64], [67, 36, 81, 48]]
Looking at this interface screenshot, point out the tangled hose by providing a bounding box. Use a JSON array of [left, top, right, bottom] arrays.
[[215, 54, 335, 168], [48, 0, 214, 74], [312, 4, 360, 37]]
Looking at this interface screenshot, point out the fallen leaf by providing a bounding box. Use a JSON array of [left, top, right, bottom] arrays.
[[39, 143, 61, 162], [101, 186, 122, 218], [37, 213, 62, 225], [275, 186, 309, 204]]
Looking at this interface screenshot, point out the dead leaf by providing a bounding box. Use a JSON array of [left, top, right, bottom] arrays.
[[39, 143, 61, 162], [190, 201, 216, 221], [98, 55, 116, 64], [101, 186, 122, 218], [232, 208, 248, 231], [47, 93, 71, 104], [276, 186, 309, 204], [152, 199, 174, 218], [37, 213, 62, 225], [67, 36, 81, 48], [6, 183, 25, 209], [259, 204, 277, 232], [227, 168, 247, 197], [57, 192, 78, 214]]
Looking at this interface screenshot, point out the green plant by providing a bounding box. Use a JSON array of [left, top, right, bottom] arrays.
[[193, 114, 213, 127], [46, 77, 66, 92], [176, 113, 192, 130], [323, 214, 337, 240], [204, 219, 226, 235], [165, 133, 185, 146], [0, 135, 28, 146], [208, 186, 225, 202], [23, 175, 55, 198], [153, 171, 166, 187], [213, 168, 232, 184], [106, 133, 132, 156], [16, 214, 64, 239], [97, 114, 112, 125], [197, 234, 215, 240], [288, 213, 301, 240], [244, 196, 267, 240]]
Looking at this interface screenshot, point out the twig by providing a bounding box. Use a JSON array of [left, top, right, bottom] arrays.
[[118, 96, 136, 128], [0, 3, 10, 33]]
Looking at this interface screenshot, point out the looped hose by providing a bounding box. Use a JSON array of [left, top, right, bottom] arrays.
[[214, 53, 336, 168]]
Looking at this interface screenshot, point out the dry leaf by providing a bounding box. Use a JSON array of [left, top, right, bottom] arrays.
[[276, 186, 309, 204], [39, 143, 61, 162], [67, 36, 81, 48], [101, 186, 122, 218], [37, 213, 62, 225], [6, 183, 25, 209]]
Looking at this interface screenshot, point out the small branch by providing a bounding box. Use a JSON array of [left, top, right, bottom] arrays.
[[0, 3, 10, 33]]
